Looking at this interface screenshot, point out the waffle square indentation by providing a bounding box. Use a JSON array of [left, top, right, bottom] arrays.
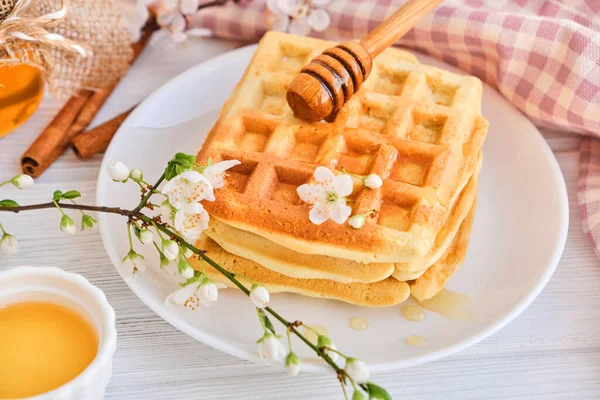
[[377, 196, 417, 232], [278, 42, 312, 74], [288, 126, 328, 163], [389, 152, 433, 186], [270, 166, 312, 205], [223, 160, 257, 193], [426, 74, 459, 106], [260, 79, 288, 116], [373, 65, 410, 96], [408, 110, 447, 145], [347, 93, 399, 133], [239, 116, 276, 153]]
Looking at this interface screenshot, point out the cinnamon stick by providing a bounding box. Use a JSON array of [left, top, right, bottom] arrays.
[[71, 107, 135, 159], [20, 22, 155, 177], [21, 90, 93, 177]]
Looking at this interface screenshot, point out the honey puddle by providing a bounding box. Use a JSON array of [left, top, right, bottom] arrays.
[[405, 335, 427, 347], [401, 305, 425, 322], [349, 317, 368, 331], [415, 289, 478, 321], [304, 325, 328, 344]]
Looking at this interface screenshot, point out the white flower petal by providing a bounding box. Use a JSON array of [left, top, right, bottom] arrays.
[[202, 160, 240, 189], [314, 166, 335, 184], [170, 13, 186, 33], [311, 0, 331, 7], [309, 203, 331, 225], [334, 173, 353, 197], [307, 8, 330, 32], [329, 201, 351, 224], [174, 202, 209, 241], [297, 183, 328, 204], [277, 0, 301, 15], [166, 284, 197, 305], [180, 0, 198, 15], [157, 10, 175, 27], [288, 18, 311, 36]]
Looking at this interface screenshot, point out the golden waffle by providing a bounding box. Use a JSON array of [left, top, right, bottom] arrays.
[[394, 152, 481, 274], [205, 219, 394, 283], [197, 31, 488, 263], [191, 235, 410, 307], [409, 197, 477, 301]]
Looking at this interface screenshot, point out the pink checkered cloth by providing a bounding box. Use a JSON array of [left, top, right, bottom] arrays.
[[190, 0, 600, 257]]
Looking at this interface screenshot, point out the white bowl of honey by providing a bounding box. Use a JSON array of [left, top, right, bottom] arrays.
[[0, 266, 116, 399]]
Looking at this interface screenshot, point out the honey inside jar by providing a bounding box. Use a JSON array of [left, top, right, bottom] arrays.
[[0, 301, 99, 399]]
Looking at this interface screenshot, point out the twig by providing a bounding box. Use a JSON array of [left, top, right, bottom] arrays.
[[0, 202, 138, 217]]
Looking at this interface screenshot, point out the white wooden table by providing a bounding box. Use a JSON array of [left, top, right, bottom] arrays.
[[1, 38, 599, 400]]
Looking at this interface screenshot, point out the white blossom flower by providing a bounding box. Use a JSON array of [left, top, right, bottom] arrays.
[[0, 234, 18, 256], [139, 229, 154, 245], [285, 352, 301, 376], [178, 258, 195, 279], [182, 247, 194, 258], [130, 168, 144, 182], [118, 0, 153, 42], [348, 214, 366, 229], [159, 200, 175, 225], [317, 335, 339, 363], [198, 279, 218, 307], [258, 333, 286, 365], [107, 161, 130, 182], [363, 174, 383, 189], [60, 215, 76, 235], [344, 358, 370, 384], [201, 159, 241, 189], [161, 170, 214, 209], [250, 284, 270, 309], [162, 239, 179, 261], [297, 166, 353, 225], [11, 174, 34, 189], [165, 282, 201, 310], [81, 215, 98, 231], [174, 202, 209, 241], [122, 251, 146, 274], [154, 0, 212, 44], [266, 0, 331, 35]]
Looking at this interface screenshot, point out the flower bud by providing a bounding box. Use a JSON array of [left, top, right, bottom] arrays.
[[345, 357, 370, 384], [60, 215, 76, 235], [352, 389, 368, 400], [317, 336, 339, 363], [107, 161, 130, 182], [11, 174, 34, 189], [122, 251, 146, 274], [179, 258, 195, 279], [285, 352, 301, 376], [81, 214, 97, 231], [348, 214, 366, 229], [363, 174, 382, 189], [250, 284, 270, 309], [162, 239, 179, 261], [182, 247, 193, 258], [0, 234, 19, 256], [258, 333, 286, 366], [198, 279, 218, 307], [130, 168, 143, 181], [139, 229, 154, 245]]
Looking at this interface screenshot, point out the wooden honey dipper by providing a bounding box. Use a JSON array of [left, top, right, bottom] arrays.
[[286, 0, 443, 122]]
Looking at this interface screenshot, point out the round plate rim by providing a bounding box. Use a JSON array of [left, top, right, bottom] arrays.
[[97, 43, 569, 373]]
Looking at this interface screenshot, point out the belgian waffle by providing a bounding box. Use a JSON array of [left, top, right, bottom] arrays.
[[409, 197, 477, 301], [197, 31, 488, 263], [191, 235, 410, 307], [205, 219, 394, 284]]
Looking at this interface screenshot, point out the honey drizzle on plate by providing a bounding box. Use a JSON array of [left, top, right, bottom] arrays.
[[415, 289, 478, 321], [349, 317, 368, 331]]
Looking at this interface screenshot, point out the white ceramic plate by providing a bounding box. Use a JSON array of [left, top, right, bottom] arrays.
[[97, 45, 569, 373]]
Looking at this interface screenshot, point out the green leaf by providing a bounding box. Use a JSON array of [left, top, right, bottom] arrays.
[[170, 153, 196, 168], [175, 165, 186, 176], [165, 163, 178, 181], [366, 383, 392, 400], [0, 199, 19, 207], [62, 190, 81, 200], [133, 225, 141, 240], [259, 310, 277, 335], [52, 190, 63, 201]]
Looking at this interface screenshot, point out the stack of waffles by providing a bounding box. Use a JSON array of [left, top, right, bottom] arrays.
[[190, 31, 488, 307]]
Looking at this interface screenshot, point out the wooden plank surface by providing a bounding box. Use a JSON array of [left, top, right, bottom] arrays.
[[1, 38, 599, 399]]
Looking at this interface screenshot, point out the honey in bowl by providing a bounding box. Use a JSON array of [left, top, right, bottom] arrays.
[[0, 302, 99, 399]]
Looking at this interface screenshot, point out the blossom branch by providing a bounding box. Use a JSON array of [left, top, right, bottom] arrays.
[[0, 202, 138, 217]]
